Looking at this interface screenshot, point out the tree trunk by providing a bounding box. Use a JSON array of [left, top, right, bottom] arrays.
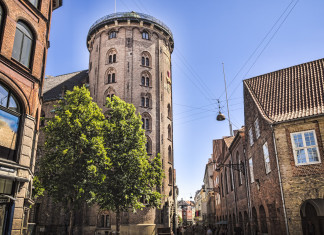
[[68, 200, 74, 235], [116, 208, 121, 234]]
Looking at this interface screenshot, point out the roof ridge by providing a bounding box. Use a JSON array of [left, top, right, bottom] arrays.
[[244, 57, 324, 82], [46, 69, 88, 79]]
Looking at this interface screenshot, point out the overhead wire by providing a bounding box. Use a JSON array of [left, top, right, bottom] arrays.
[[228, 0, 299, 99], [217, 0, 296, 100]]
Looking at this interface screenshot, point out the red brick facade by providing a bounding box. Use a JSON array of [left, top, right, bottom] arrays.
[[0, 0, 61, 234]]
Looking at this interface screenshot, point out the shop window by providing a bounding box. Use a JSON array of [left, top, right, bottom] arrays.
[[12, 21, 34, 68], [0, 82, 21, 161]]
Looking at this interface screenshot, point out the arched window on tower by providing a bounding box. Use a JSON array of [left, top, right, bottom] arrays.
[[105, 67, 116, 84], [146, 136, 152, 154], [141, 113, 152, 131], [141, 71, 151, 87], [107, 48, 117, 64], [104, 87, 116, 104], [141, 93, 151, 108], [168, 124, 172, 140], [167, 104, 172, 119], [168, 146, 172, 163], [168, 167, 172, 185], [142, 31, 149, 40], [141, 52, 151, 67], [12, 21, 34, 68]]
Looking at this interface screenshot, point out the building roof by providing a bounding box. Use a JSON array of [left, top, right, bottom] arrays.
[[43, 70, 88, 101], [87, 12, 173, 41], [244, 58, 324, 123]]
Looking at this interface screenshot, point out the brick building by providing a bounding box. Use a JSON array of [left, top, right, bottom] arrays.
[[0, 0, 61, 234], [35, 11, 176, 235], [244, 58, 324, 235]]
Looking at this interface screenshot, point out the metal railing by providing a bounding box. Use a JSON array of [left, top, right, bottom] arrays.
[[88, 12, 173, 38]]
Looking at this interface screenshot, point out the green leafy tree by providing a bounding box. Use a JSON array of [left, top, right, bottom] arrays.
[[95, 96, 163, 234], [38, 86, 110, 235]]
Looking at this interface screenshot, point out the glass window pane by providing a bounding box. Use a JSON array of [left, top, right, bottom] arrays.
[[293, 133, 304, 148], [8, 95, 19, 112], [0, 85, 8, 107], [0, 5, 3, 28], [304, 132, 315, 146], [145, 119, 149, 129], [29, 0, 38, 7], [146, 78, 149, 86], [296, 149, 306, 164], [20, 36, 32, 67], [17, 22, 33, 38], [141, 77, 145, 85], [307, 148, 319, 162], [0, 109, 19, 160], [0, 179, 4, 193], [12, 29, 24, 62], [4, 180, 12, 194]]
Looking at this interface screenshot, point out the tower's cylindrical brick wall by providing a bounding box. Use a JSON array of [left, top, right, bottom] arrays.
[[87, 12, 175, 228]]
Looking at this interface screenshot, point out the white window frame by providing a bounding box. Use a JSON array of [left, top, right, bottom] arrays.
[[290, 130, 321, 166], [254, 118, 260, 139], [263, 142, 271, 174], [249, 157, 254, 183], [249, 128, 254, 146]]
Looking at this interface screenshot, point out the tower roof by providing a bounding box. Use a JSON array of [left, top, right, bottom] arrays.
[[87, 11, 173, 43]]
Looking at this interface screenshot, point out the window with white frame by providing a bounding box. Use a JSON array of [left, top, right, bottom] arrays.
[[254, 118, 260, 139], [249, 128, 254, 146], [290, 130, 321, 165], [249, 157, 254, 183], [263, 142, 271, 174]]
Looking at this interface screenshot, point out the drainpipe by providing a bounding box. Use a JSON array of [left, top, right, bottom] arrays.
[[229, 151, 238, 225], [243, 149, 253, 235], [271, 125, 289, 235]]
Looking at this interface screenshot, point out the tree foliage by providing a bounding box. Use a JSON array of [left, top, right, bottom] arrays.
[[95, 96, 163, 231], [39, 86, 110, 209]]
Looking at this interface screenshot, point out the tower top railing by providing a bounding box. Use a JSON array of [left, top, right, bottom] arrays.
[[87, 12, 173, 40]]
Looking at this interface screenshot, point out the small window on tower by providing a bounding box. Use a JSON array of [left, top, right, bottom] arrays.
[[109, 31, 117, 39], [142, 31, 149, 40]]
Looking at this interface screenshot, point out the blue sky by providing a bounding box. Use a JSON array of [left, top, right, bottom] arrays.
[[46, 0, 324, 200]]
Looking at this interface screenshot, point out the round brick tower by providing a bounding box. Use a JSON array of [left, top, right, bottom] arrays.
[[87, 12, 175, 234]]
